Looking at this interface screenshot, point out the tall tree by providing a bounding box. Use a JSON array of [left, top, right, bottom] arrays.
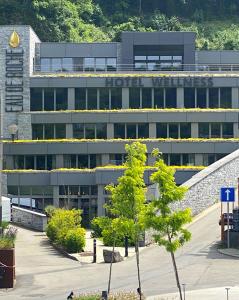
[[105, 141, 147, 299], [145, 149, 192, 300]]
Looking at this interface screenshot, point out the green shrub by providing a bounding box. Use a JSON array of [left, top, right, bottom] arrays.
[[44, 205, 56, 219], [0, 221, 9, 231], [91, 216, 111, 238], [75, 292, 140, 300], [0, 237, 14, 249], [64, 227, 86, 253], [46, 209, 82, 243]]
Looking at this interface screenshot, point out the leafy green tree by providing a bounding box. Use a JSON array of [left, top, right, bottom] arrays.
[[145, 149, 192, 300], [105, 141, 147, 299]]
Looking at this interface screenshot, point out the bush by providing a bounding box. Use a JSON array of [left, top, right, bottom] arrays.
[[64, 227, 86, 253], [44, 205, 56, 219], [75, 292, 140, 300], [0, 237, 14, 249], [91, 216, 111, 238]]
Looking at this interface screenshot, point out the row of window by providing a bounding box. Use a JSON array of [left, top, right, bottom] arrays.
[[31, 122, 234, 140], [162, 153, 226, 166], [30, 87, 234, 111], [134, 55, 183, 71], [59, 185, 98, 196], [14, 155, 55, 170], [39, 57, 117, 73]]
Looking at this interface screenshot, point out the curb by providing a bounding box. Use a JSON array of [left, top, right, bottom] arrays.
[[218, 248, 239, 258], [50, 242, 80, 262]]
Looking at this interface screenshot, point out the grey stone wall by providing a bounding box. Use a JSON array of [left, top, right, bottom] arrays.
[[18, 113, 32, 139], [172, 149, 239, 215], [12, 206, 47, 231]]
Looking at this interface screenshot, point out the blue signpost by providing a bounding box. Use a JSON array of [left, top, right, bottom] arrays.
[[221, 187, 235, 248]]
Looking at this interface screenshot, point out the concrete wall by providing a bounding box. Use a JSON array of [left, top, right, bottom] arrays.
[[12, 206, 47, 231]]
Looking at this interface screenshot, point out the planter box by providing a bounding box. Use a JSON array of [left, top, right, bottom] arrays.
[[0, 248, 15, 288]]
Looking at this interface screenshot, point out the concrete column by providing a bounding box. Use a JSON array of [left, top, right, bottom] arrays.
[[191, 123, 199, 138], [101, 154, 110, 166], [149, 123, 156, 138], [107, 123, 114, 139], [5, 156, 14, 169], [233, 123, 239, 138], [177, 88, 184, 108], [53, 186, 59, 207], [66, 124, 73, 138], [232, 88, 239, 108], [195, 154, 203, 166], [122, 88, 129, 109], [147, 155, 155, 166], [68, 88, 75, 110], [97, 185, 105, 216], [56, 154, 64, 168]]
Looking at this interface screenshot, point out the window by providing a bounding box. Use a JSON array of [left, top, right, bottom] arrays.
[[44, 88, 54, 111], [96, 124, 107, 139], [199, 123, 209, 138], [56, 88, 67, 110], [180, 123, 191, 138], [52, 58, 62, 72], [62, 58, 73, 72], [168, 123, 179, 138], [209, 88, 219, 108], [222, 123, 233, 138], [126, 124, 137, 139], [73, 58, 83, 72], [99, 88, 109, 109], [40, 58, 51, 72], [75, 88, 86, 110], [182, 154, 195, 166], [73, 124, 84, 139], [88, 88, 97, 110], [138, 123, 149, 138], [220, 88, 232, 108], [165, 88, 176, 108], [196, 88, 207, 108], [154, 88, 164, 108], [184, 88, 195, 108], [84, 58, 95, 71], [32, 124, 43, 140], [156, 123, 167, 138], [111, 88, 122, 109], [170, 154, 181, 166], [211, 123, 221, 138], [107, 58, 117, 71], [142, 88, 152, 108], [25, 155, 34, 169], [44, 124, 54, 139], [36, 156, 45, 170], [95, 58, 106, 71], [55, 124, 66, 139], [78, 155, 88, 168], [30, 88, 42, 111], [114, 124, 125, 138], [129, 88, 140, 109], [85, 124, 95, 139]]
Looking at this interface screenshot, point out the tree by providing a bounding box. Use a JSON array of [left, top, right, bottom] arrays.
[[145, 149, 192, 300], [105, 141, 147, 299]]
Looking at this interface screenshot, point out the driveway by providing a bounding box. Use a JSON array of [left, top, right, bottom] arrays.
[[0, 204, 238, 300]]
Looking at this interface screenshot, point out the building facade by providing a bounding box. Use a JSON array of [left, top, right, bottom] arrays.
[[1, 25, 239, 226]]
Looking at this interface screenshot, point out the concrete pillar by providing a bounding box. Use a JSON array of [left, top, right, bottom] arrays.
[[101, 154, 110, 166], [233, 123, 239, 138], [191, 123, 198, 138], [53, 186, 59, 207], [107, 123, 114, 139], [122, 88, 129, 109], [5, 156, 14, 169], [232, 88, 239, 108], [68, 88, 75, 110], [56, 154, 64, 168], [97, 185, 105, 216], [195, 154, 203, 166], [177, 88, 184, 108], [149, 123, 156, 138], [66, 124, 73, 138]]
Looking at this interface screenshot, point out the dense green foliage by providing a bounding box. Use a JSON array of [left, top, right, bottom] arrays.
[[75, 292, 140, 300], [0, 225, 17, 249], [1, 0, 239, 49], [46, 208, 85, 253]]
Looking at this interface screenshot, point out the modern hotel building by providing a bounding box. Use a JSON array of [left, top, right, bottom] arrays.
[[1, 25, 239, 226]]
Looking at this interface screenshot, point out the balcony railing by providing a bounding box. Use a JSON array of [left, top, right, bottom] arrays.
[[33, 63, 239, 74]]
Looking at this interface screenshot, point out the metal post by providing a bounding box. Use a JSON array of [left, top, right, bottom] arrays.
[[227, 202, 230, 248], [182, 284, 186, 300], [93, 239, 97, 263], [102, 291, 108, 300], [125, 236, 128, 257], [225, 287, 230, 300]]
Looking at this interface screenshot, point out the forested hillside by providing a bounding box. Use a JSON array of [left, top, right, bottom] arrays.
[[1, 0, 239, 49]]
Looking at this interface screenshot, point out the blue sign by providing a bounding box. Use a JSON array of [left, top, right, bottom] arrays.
[[221, 188, 235, 202]]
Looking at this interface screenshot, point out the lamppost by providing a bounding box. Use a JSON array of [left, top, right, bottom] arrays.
[[8, 124, 18, 142], [182, 283, 186, 300], [225, 287, 230, 300]]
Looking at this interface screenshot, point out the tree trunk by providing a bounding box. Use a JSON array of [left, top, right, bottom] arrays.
[[107, 238, 116, 294], [135, 237, 142, 300]]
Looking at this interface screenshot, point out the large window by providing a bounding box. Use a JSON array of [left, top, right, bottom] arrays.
[[199, 123, 233, 138], [14, 155, 56, 170], [114, 123, 149, 139], [56, 88, 68, 110], [165, 88, 176, 108], [30, 88, 42, 111], [32, 124, 66, 139], [163, 154, 195, 166], [63, 154, 102, 169], [129, 88, 140, 109], [75, 88, 86, 110], [134, 55, 183, 71], [73, 123, 107, 139], [156, 123, 191, 139]]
